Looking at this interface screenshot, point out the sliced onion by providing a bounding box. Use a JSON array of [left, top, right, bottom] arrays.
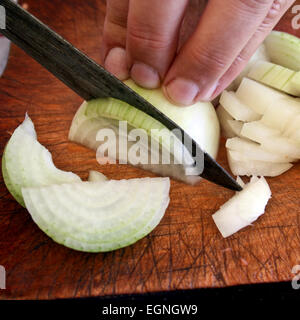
[[226, 137, 295, 163], [22, 177, 170, 252], [248, 61, 300, 97], [265, 31, 300, 71], [2, 115, 80, 206], [235, 78, 286, 115], [240, 121, 281, 142], [212, 176, 271, 238], [220, 90, 260, 121], [227, 149, 293, 177]]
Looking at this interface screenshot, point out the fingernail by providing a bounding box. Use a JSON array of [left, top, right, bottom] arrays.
[[130, 62, 160, 89], [104, 47, 129, 80], [196, 81, 219, 102], [165, 78, 199, 106]]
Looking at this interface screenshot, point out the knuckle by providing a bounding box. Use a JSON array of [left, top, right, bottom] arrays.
[[103, 21, 127, 46], [189, 46, 228, 74], [106, 12, 127, 28], [128, 27, 172, 51]]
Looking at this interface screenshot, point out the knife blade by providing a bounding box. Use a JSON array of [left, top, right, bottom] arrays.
[[0, 0, 242, 191]]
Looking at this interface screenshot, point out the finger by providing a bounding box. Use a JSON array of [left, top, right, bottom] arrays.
[[164, 0, 275, 105], [102, 0, 129, 80], [211, 0, 296, 99], [126, 0, 188, 89]]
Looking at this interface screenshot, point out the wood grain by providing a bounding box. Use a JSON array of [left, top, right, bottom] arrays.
[[0, 0, 299, 300]]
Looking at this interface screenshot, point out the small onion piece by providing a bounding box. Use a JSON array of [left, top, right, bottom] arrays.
[[220, 90, 260, 121], [212, 176, 271, 238], [259, 136, 300, 159], [227, 149, 293, 177], [236, 78, 285, 115], [240, 121, 281, 142], [226, 137, 295, 163], [261, 100, 300, 133]]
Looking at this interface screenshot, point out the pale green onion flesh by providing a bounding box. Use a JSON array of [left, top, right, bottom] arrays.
[[2, 115, 81, 206], [264, 31, 300, 71], [22, 178, 170, 252], [248, 61, 300, 96]]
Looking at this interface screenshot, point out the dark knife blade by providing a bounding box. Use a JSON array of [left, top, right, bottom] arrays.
[[0, 0, 242, 191]]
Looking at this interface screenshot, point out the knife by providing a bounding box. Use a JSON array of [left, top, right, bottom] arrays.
[[0, 0, 242, 191]]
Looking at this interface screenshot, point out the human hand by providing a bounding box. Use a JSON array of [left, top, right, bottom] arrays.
[[102, 0, 295, 105]]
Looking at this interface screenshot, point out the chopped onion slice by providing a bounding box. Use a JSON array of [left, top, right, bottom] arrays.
[[241, 121, 281, 142], [261, 99, 300, 132], [259, 136, 300, 159], [220, 90, 260, 121], [212, 177, 271, 238], [227, 149, 293, 177], [236, 78, 285, 115], [226, 137, 295, 163]]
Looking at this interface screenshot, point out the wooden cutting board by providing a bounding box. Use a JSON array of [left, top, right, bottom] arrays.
[[0, 0, 299, 300]]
